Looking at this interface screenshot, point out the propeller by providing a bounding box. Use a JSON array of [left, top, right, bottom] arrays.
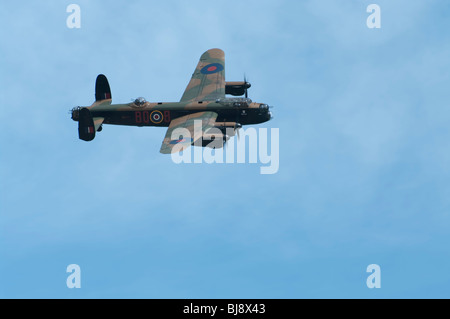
[[243, 74, 251, 98], [234, 122, 242, 140], [232, 74, 249, 139]]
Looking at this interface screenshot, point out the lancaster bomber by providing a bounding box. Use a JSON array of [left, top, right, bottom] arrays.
[[71, 48, 273, 153]]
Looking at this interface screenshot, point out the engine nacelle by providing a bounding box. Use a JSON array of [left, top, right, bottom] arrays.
[[201, 133, 229, 148], [214, 122, 242, 137], [225, 81, 251, 96]]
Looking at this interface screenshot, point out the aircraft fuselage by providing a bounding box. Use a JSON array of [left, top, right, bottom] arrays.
[[73, 100, 272, 128]]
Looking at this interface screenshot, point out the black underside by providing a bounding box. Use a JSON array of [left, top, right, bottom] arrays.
[[96, 108, 269, 127]]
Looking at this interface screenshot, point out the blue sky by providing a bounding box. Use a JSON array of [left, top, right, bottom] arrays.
[[1, 0, 450, 298]]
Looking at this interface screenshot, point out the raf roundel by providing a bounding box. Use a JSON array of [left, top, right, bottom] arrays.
[[150, 110, 163, 124], [200, 63, 224, 75]]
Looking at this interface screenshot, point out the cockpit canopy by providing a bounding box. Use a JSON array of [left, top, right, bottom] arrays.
[[133, 97, 147, 107]]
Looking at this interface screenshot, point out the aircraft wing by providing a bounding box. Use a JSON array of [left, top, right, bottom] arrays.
[[180, 48, 225, 102], [159, 111, 218, 154]]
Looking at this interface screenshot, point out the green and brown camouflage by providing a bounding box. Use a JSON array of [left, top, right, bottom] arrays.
[[71, 48, 273, 153], [160, 111, 218, 154], [180, 48, 225, 102]]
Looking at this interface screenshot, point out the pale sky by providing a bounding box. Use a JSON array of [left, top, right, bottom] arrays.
[[1, 0, 450, 298]]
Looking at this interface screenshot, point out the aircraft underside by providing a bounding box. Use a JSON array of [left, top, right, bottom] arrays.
[[98, 109, 268, 127]]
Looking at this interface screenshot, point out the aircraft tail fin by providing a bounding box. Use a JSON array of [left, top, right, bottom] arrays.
[[95, 74, 112, 102], [78, 107, 96, 141]]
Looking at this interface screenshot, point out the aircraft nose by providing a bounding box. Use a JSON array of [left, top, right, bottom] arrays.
[[258, 103, 273, 121]]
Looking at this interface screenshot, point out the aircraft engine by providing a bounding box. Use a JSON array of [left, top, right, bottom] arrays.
[[225, 81, 251, 96], [201, 132, 229, 148], [214, 122, 242, 137]]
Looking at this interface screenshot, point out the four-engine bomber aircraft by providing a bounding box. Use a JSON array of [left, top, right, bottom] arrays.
[[71, 48, 273, 153]]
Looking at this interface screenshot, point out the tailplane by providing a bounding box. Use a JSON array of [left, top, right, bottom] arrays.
[[71, 74, 110, 141]]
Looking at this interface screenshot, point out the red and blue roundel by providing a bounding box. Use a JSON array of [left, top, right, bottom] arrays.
[[169, 137, 194, 145], [200, 63, 224, 75], [150, 110, 163, 124]]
